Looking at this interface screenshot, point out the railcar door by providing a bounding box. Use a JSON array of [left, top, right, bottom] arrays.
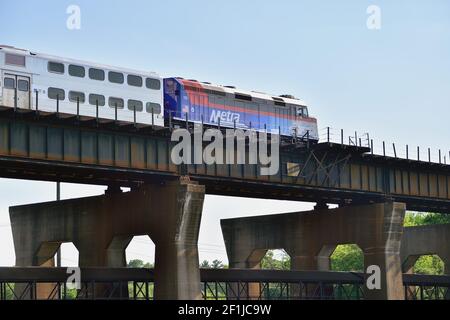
[[2, 73, 30, 109]]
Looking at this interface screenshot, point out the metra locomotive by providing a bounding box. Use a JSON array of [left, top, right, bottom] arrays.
[[0, 45, 318, 139], [164, 78, 318, 139]]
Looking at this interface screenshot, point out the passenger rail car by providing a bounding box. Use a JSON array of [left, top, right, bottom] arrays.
[[0, 45, 164, 126], [164, 78, 319, 139]]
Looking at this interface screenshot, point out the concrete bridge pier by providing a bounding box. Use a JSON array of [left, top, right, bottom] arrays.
[[221, 202, 406, 300], [400, 224, 450, 299], [401, 224, 450, 275], [9, 179, 205, 300]]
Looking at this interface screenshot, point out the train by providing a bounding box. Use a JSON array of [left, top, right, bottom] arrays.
[[0, 45, 318, 140]]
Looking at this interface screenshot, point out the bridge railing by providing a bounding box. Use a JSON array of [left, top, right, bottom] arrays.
[[319, 126, 449, 165], [0, 268, 449, 300], [3, 92, 449, 166]]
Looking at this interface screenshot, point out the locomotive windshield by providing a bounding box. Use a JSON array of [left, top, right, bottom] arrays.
[[296, 106, 308, 117]]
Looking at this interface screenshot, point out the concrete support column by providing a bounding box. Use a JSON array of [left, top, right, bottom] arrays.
[[401, 224, 450, 276], [363, 249, 404, 300], [361, 202, 405, 300], [225, 249, 265, 300], [10, 179, 205, 300], [152, 182, 205, 300], [221, 201, 406, 300]]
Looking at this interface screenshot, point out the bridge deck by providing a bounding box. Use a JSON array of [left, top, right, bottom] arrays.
[[0, 107, 448, 213]]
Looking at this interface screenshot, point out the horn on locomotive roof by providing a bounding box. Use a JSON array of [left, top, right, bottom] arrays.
[[279, 94, 298, 100]]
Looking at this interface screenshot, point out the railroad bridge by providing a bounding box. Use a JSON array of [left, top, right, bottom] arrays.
[[0, 103, 449, 300]]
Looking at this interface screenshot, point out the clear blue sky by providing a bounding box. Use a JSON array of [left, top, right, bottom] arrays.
[[0, 0, 449, 266]]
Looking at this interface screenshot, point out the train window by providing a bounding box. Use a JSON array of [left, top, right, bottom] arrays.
[[109, 71, 124, 84], [108, 97, 124, 109], [48, 87, 65, 100], [146, 102, 161, 114], [69, 91, 85, 103], [69, 65, 85, 78], [5, 53, 26, 67], [296, 107, 308, 117], [48, 62, 65, 74], [89, 94, 105, 106], [273, 97, 286, 107], [89, 68, 105, 81], [204, 89, 226, 96], [128, 99, 143, 112], [4, 78, 15, 89], [18, 80, 29, 92], [127, 75, 143, 87], [146, 78, 161, 90], [235, 93, 252, 101]]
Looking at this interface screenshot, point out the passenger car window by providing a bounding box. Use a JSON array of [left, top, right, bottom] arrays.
[[109, 71, 124, 84], [128, 99, 143, 112], [146, 78, 161, 90], [69, 65, 85, 78], [4, 78, 15, 89], [89, 94, 105, 106], [69, 91, 86, 103], [48, 62, 65, 74], [48, 87, 65, 100], [108, 97, 124, 109], [146, 102, 161, 114], [89, 68, 105, 81], [127, 75, 143, 87], [18, 80, 29, 92]]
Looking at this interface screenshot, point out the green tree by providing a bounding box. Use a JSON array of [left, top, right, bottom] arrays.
[[200, 260, 225, 269], [211, 259, 224, 269], [127, 259, 145, 268], [261, 250, 290, 270], [404, 212, 450, 227], [330, 244, 364, 272], [414, 255, 444, 275], [403, 212, 449, 275], [127, 259, 153, 268]]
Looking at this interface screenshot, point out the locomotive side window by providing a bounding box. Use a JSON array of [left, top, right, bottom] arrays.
[[235, 93, 252, 101], [4, 78, 15, 89], [89, 68, 105, 81], [146, 102, 161, 114], [128, 99, 143, 112], [109, 71, 124, 84], [89, 94, 105, 106], [48, 88, 65, 100], [48, 62, 65, 74], [69, 91, 85, 103], [296, 107, 304, 117], [127, 75, 143, 87], [273, 97, 286, 107], [146, 78, 161, 90], [18, 80, 29, 92], [108, 97, 124, 109], [69, 65, 85, 78]]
